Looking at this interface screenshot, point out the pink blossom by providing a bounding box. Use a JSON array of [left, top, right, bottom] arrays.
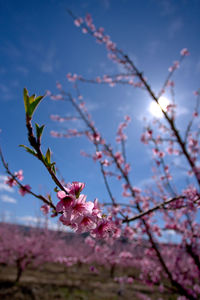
[[66, 181, 85, 197], [91, 218, 115, 239], [15, 169, 24, 181], [85, 13, 92, 26], [114, 151, 124, 165], [96, 76, 102, 83], [72, 194, 94, 217], [125, 115, 131, 121], [56, 191, 75, 212], [50, 130, 61, 138], [82, 27, 88, 34], [167, 80, 174, 87], [66, 73, 78, 82], [19, 184, 31, 196], [74, 214, 96, 233], [158, 151, 165, 158], [5, 176, 17, 187], [124, 163, 131, 175], [127, 277, 134, 284], [85, 236, 95, 247], [168, 61, 179, 72], [141, 133, 149, 144], [180, 48, 190, 56], [56, 81, 62, 90], [93, 151, 102, 160], [50, 94, 63, 101], [74, 17, 83, 27], [132, 187, 141, 194], [40, 204, 50, 215], [92, 198, 102, 218], [101, 159, 110, 166], [193, 90, 199, 96]]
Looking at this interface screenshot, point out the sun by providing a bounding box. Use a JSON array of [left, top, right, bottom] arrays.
[[148, 96, 170, 118]]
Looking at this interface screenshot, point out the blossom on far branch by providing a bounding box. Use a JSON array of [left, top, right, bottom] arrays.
[[40, 204, 50, 215], [18, 184, 31, 196]]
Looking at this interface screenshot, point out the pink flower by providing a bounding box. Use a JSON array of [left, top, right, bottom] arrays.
[[74, 214, 96, 233], [141, 133, 148, 144], [40, 204, 50, 215], [193, 90, 200, 96], [66, 182, 85, 197], [92, 198, 102, 218], [127, 277, 134, 284], [114, 151, 124, 165], [15, 170, 24, 181], [72, 194, 94, 218], [96, 76, 102, 83], [5, 176, 17, 187], [50, 131, 61, 138], [180, 48, 190, 56], [125, 115, 131, 121], [56, 81, 62, 90], [91, 218, 114, 239], [50, 94, 63, 101], [85, 236, 95, 247], [93, 151, 102, 161], [85, 13, 92, 26], [74, 17, 83, 27], [19, 185, 31, 196], [101, 159, 110, 166], [56, 191, 75, 212], [168, 61, 179, 72], [82, 27, 88, 34]]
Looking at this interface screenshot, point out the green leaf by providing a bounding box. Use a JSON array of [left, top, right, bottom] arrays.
[[29, 95, 45, 117], [51, 164, 56, 174], [29, 94, 36, 103], [23, 88, 45, 118], [23, 88, 29, 114], [35, 123, 45, 140], [19, 144, 37, 157], [47, 194, 52, 203], [45, 148, 51, 164], [54, 187, 59, 192]]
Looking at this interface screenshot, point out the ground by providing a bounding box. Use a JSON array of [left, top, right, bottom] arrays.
[[0, 263, 178, 299]]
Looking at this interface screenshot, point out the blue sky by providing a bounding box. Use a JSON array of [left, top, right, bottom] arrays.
[[0, 0, 199, 230]]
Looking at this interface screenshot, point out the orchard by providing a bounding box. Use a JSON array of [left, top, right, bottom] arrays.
[[0, 1, 199, 299]]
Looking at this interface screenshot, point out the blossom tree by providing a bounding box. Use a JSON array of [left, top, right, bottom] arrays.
[[0, 10, 200, 300], [0, 222, 67, 283]]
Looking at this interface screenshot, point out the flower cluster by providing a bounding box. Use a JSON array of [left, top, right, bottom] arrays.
[[56, 181, 117, 237], [5, 169, 31, 196]]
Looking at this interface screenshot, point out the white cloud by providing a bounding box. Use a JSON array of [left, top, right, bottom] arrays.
[[0, 210, 12, 222], [0, 183, 14, 193], [0, 175, 7, 181], [176, 105, 188, 117], [18, 215, 41, 224], [1, 194, 17, 204], [18, 215, 69, 231], [40, 47, 59, 73], [0, 83, 15, 101]]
